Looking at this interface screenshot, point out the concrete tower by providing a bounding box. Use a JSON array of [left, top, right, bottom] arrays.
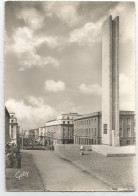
[[102, 15, 120, 146]]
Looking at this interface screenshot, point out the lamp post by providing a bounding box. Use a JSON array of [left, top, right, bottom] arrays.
[[22, 129, 24, 150]]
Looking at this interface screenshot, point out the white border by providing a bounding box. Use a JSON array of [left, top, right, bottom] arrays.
[[0, 1, 137, 196]]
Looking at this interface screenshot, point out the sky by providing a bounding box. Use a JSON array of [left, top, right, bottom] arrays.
[[5, 1, 136, 130]]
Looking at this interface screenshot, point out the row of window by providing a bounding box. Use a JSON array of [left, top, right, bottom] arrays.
[[74, 118, 97, 127], [119, 126, 132, 137], [62, 116, 73, 120], [120, 118, 132, 125], [75, 138, 97, 145], [10, 119, 17, 123], [63, 129, 73, 139], [63, 121, 71, 124], [75, 128, 97, 137], [120, 140, 135, 145]]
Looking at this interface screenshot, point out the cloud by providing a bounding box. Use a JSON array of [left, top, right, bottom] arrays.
[[35, 36, 58, 50], [27, 96, 44, 107], [79, 83, 102, 95], [44, 2, 80, 27], [119, 74, 135, 110], [69, 21, 102, 45], [109, 2, 135, 43], [7, 27, 59, 71], [18, 52, 59, 71], [11, 27, 34, 54], [44, 80, 65, 92], [17, 8, 44, 30], [11, 27, 59, 54], [5, 97, 56, 128]]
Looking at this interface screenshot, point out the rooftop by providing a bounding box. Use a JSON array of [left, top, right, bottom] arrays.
[[46, 119, 56, 123], [74, 111, 135, 121]]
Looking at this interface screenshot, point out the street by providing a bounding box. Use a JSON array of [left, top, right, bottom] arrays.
[[26, 150, 110, 191]]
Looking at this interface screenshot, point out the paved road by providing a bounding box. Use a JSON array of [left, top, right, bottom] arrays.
[[26, 150, 110, 191]]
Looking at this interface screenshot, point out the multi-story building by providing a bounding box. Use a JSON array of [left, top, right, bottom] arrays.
[[46, 113, 81, 145], [28, 129, 39, 140], [9, 113, 19, 146], [38, 126, 46, 145], [119, 111, 135, 146], [74, 112, 102, 145], [5, 107, 10, 144], [74, 111, 135, 146]]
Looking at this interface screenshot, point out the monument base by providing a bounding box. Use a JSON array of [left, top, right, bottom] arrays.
[[112, 130, 120, 147], [92, 145, 135, 157]]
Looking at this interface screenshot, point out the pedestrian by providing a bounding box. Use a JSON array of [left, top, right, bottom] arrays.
[[80, 145, 84, 155]]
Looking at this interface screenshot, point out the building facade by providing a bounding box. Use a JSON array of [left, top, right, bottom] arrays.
[[9, 113, 19, 146], [38, 126, 46, 145], [102, 15, 119, 146], [74, 111, 135, 146], [46, 113, 81, 145], [74, 112, 102, 145], [119, 111, 135, 146], [5, 107, 10, 144]]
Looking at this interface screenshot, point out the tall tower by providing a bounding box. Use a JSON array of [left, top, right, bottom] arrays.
[[102, 15, 120, 146]]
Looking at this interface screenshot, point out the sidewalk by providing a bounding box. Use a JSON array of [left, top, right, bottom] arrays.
[[6, 152, 44, 191], [56, 150, 136, 191]]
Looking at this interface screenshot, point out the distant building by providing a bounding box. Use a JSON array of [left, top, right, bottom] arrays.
[[28, 129, 39, 140], [119, 111, 135, 146], [5, 107, 10, 144], [38, 126, 46, 145], [46, 113, 81, 145], [9, 113, 19, 146], [74, 111, 135, 146], [74, 112, 102, 145]]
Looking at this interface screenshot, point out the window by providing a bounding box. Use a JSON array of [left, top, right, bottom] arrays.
[[119, 118, 123, 137], [63, 128, 65, 138], [11, 130, 14, 138], [103, 124, 107, 134], [11, 120, 14, 123], [127, 118, 131, 125], [127, 127, 131, 137], [95, 128, 96, 136], [119, 127, 123, 137], [120, 140, 122, 146], [127, 140, 130, 145], [86, 129, 88, 135], [68, 121, 70, 124], [11, 125, 13, 128], [67, 117, 69, 120], [63, 121, 65, 124], [68, 129, 71, 138], [127, 119, 131, 137]]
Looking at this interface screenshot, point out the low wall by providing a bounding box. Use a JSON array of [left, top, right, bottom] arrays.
[[54, 144, 92, 152]]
